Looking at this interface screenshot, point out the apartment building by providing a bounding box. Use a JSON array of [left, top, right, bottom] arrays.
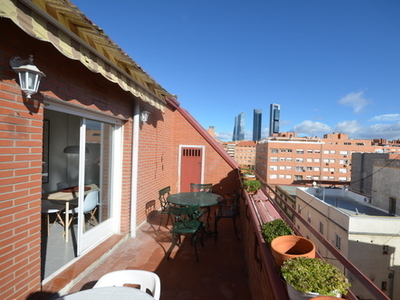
[[233, 140, 257, 169], [220, 140, 258, 169], [350, 153, 400, 215], [256, 132, 400, 185], [222, 141, 237, 158]]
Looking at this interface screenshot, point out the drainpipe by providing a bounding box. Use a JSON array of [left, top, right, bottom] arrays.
[[130, 102, 140, 238], [388, 267, 394, 300]]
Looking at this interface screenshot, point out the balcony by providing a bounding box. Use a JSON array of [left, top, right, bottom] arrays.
[[39, 172, 390, 300]]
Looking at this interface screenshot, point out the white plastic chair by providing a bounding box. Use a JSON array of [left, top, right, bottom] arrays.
[[93, 270, 161, 300], [66, 189, 99, 230], [41, 200, 65, 235]]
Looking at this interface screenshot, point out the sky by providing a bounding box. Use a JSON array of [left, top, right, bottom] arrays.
[[71, 0, 400, 141]]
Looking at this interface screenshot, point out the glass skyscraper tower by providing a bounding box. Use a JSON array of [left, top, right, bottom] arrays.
[[269, 104, 280, 136], [232, 112, 245, 141], [253, 109, 262, 141]]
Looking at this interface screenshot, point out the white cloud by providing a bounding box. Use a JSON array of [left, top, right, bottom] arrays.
[[292, 120, 332, 136], [335, 120, 400, 140], [216, 131, 233, 141], [338, 91, 369, 114], [216, 118, 400, 142], [369, 114, 400, 122], [261, 127, 269, 139], [335, 120, 363, 135]]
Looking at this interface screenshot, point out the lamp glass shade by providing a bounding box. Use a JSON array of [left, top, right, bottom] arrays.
[[140, 110, 150, 122], [18, 70, 42, 98], [10, 55, 45, 98]]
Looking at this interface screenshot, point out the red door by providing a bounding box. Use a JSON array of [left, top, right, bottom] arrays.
[[180, 147, 202, 192]]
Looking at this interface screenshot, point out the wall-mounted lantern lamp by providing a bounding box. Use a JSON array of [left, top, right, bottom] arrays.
[[10, 55, 45, 98], [140, 110, 150, 123]]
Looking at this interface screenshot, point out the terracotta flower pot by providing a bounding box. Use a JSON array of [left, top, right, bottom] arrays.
[[270, 235, 316, 267]]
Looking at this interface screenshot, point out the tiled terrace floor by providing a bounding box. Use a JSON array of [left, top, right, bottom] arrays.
[[63, 211, 251, 300]]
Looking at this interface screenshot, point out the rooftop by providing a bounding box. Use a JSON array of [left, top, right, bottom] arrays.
[[316, 195, 393, 217]]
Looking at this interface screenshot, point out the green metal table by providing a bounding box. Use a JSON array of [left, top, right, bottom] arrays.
[[167, 192, 223, 230], [167, 192, 222, 207]]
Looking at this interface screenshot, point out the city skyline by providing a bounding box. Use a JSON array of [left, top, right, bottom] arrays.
[[71, 1, 400, 142]]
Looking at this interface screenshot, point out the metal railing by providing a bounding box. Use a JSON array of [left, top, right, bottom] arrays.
[[239, 175, 390, 300]]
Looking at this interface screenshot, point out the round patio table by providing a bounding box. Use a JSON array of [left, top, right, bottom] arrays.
[[167, 192, 222, 207]]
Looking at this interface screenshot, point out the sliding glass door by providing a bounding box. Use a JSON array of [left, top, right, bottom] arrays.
[[42, 106, 122, 278]]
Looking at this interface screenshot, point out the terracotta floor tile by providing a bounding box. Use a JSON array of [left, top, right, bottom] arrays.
[[59, 213, 250, 300]]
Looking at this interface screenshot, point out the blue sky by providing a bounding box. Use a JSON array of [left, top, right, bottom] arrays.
[[71, 0, 400, 141]]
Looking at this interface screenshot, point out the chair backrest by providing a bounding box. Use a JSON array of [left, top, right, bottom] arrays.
[[158, 186, 170, 209], [83, 189, 99, 213], [190, 183, 212, 193], [168, 205, 200, 221], [41, 199, 64, 212], [232, 190, 240, 206], [93, 269, 161, 300]]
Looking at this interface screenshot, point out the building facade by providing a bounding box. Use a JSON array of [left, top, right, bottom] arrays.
[[0, 1, 239, 299], [350, 153, 390, 196], [351, 151, 400, 223], [234, 140, 257, 169], [256, 132, 400, 186]]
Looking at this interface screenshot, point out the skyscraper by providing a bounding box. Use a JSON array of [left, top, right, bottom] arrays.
[[253, 109, 262, 141], [232, 112, 245, 141], [269, 104, 280, 136]]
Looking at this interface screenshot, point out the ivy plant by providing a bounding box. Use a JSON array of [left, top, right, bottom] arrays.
[[281, 257, 351, 296], [261, 219, 294, 244]]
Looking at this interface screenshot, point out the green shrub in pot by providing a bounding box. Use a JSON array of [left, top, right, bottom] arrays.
[[243, 179, 261, 193], [281, 257, 351, 298], [261, 219, 294, 244]]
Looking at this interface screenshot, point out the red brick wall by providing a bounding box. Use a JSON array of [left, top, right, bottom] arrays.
[[135, 99, 239, 224], [0, 19, 135, 299], [172, 111, 239, 196]]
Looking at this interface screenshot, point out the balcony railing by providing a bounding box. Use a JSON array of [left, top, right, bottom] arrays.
[[239, 175, 390, 300]]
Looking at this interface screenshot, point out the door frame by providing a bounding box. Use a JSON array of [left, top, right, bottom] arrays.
[[178, 145, 205, 193], [43, 97, 124, 255]]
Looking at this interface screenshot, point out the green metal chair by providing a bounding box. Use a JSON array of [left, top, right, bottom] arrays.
[[190, 183, 213, 193], [190, 183, 213, 224], [214, 190, 240, 240], [157, 186, 171, 234], [166, 205, 205, 261]]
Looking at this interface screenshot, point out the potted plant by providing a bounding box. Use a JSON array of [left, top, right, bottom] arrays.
[[243, 171, 256, 180], [243, 179, 261, 194], [261, 219, 294, 244], [281, 257, 351, 300], [270, 235, 316, 267]]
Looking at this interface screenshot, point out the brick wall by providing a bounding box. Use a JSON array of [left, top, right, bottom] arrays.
[[0, 19, 136, 299], [0, 24, 44, 297]]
